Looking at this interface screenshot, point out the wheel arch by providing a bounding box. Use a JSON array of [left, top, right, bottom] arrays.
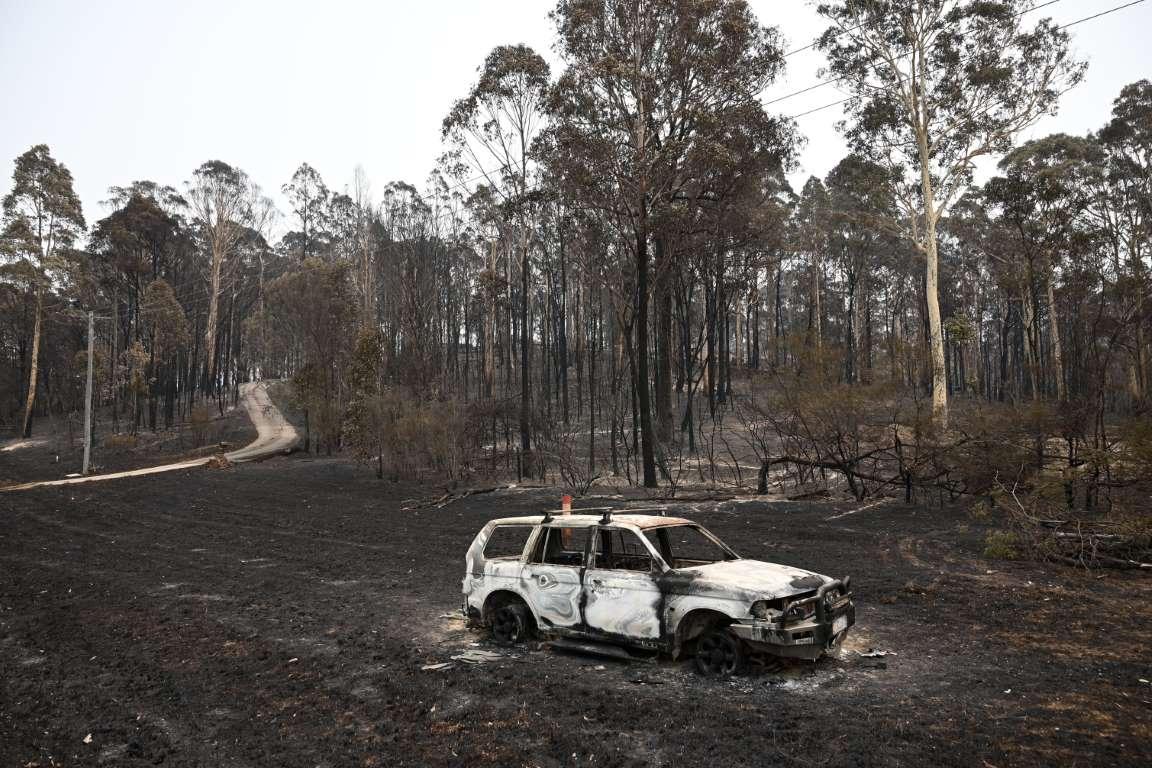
[[672, 607, 734, 658], [482, 589, 532, 625]]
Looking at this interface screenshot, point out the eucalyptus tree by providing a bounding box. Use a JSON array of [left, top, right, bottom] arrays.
[[817, 0, 1085, 427], [139, 278, 190, 428], [89, 193, 182, 334], [1, 145, 85, 437], [443, 44, 551, 458], [545, 0, 790, 486], [824, 155, 898, 383], [1096, 80, 1152, 402], [282, 162, 331, 261], [104, 180, 188, 216], [185, 160, 271, 400], [89, 193, 185, 426], [793, 177, 831, 355], [984, 134, 1097, 401]]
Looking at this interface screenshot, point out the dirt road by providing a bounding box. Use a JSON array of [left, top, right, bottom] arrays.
[[1, 381, 296, 492], [1, 458, 1148, 766]]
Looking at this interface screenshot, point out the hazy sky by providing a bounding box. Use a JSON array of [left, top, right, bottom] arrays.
[[1, 0, 1149, 236]]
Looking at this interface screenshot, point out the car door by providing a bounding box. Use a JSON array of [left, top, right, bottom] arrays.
[[582, 526, 663, 641], [520, 525, 588, 631]]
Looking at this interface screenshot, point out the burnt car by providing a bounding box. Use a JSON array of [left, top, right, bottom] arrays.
[[462, 509, 854, 675]]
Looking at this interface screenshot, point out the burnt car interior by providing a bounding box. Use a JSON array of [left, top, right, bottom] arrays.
[[483, 525, 534, 560], [531, 527, 587, 567], [591, 528, 653, 572], [644, 525, 738, 569]]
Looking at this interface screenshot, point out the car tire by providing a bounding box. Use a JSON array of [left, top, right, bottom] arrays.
[[491, 602, 533, 645], [694, 627, 744, 677]]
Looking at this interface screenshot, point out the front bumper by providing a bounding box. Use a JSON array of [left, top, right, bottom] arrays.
[[729, 578, 855, 660]]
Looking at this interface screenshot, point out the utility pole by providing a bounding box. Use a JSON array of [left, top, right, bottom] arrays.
[[83, 310, 94, 475]]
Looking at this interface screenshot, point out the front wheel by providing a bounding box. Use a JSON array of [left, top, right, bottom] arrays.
[[491, 602, 534, 645], [695, 627, 744, 676]]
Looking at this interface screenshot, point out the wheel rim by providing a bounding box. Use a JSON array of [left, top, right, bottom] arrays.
[[699, 632, 738, 675]]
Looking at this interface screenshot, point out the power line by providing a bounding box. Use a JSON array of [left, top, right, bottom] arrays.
[[1060, 0, 1145, 26], [769, 0, 1070, 107], [778, 0, 1064, 58], [42, 277, 253, 324], [783, 0, 1146, 120], [787, 96, 852, 120]]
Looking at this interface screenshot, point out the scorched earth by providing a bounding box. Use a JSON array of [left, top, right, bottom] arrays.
[[1, 457, 1149, 767]]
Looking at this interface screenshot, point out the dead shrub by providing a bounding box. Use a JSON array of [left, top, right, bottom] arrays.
[[534, 419, 599, 495], [103, 433, 138, 450], [350, 388, 474, 481], [189, 405, 214, 448]]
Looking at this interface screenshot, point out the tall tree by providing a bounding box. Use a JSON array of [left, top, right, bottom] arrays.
[[794, 177, 830, 354], [1097, 80, 1152, 402], [818, 0, 1084, 427], [282, 162, 330, 261], [546, 0, 790, 486], [984, 134, 1096, 401], [185, 160, 267, 400], [443, 44, 551, 460], [1, 145, 85, 437], [824, 155, 897, 383]]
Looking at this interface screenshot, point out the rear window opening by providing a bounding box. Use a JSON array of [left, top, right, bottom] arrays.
[[483, 525, 534, 560]]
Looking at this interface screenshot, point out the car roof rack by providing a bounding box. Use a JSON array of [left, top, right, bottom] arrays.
[[597, 506, 667, 523], [538, 506, 670, 524], [540, 506, 613, 523], [536, 504, 672, 522]]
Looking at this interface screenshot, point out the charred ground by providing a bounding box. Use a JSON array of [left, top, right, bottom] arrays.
[[0, 405, 257, 486], [1, 457, 1149, 767]]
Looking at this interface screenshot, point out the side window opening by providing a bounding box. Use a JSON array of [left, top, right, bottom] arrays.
[[593, 528, 653, 573], [530, 527, 588, 567], [483, 525, 533, 560]]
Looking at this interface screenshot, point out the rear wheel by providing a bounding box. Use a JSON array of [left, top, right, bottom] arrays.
[[491, 602, 533, 645], [694, 627, 744, 676]]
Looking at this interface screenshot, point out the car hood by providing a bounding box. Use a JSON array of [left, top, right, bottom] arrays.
[[669, 559, 831, 600]]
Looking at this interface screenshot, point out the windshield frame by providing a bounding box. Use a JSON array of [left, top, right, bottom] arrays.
[[643, 523, 741, 571]]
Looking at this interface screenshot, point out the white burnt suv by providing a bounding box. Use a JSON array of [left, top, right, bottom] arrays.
[[462, 509, 854, 675]]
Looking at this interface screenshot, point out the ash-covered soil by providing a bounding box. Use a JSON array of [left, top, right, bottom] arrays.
[[1, 456, 1149, 767]]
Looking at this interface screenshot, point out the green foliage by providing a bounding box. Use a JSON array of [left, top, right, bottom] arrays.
[[968, 499, 993, 522], [120, 341, 149, 397], [141, 279, 190, 358], [344, 326, 386, 470], [818, 0, 1085, 215], [983, 530, 1021, 560], [264, 258, 358, 367], [281, 163, 330, 261], [2, 144, 86, 269]]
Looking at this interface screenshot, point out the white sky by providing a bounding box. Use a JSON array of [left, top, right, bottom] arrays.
[[1, 0, 1149, 235]]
